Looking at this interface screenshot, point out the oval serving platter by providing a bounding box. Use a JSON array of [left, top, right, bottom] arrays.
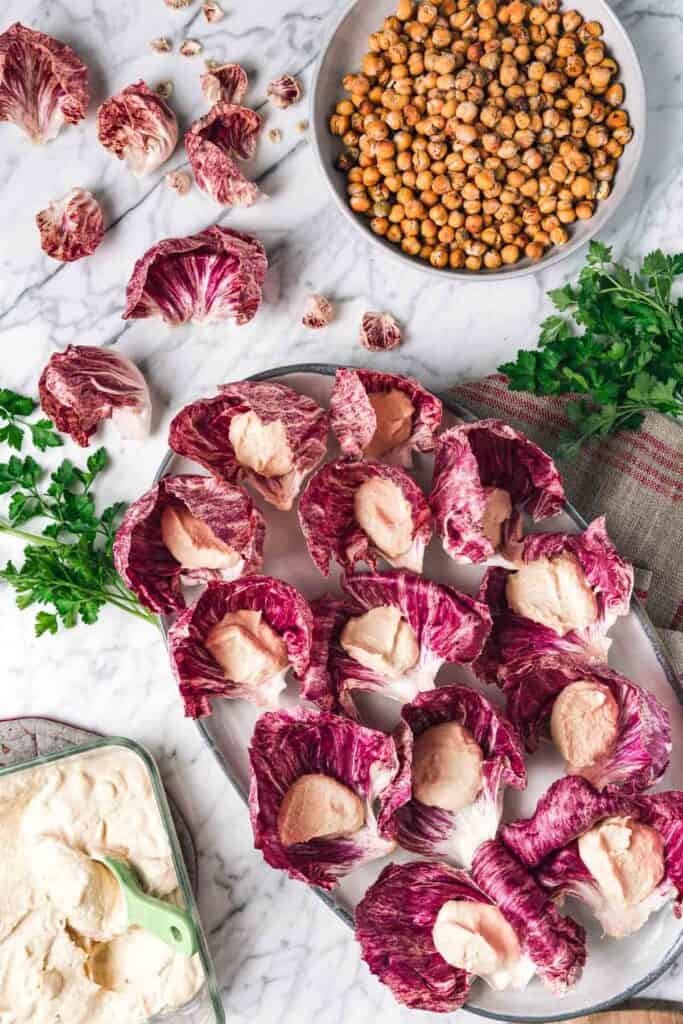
[[155, 364, 683, 1022]]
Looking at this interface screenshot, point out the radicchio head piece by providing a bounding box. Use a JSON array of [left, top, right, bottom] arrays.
[[200, 62, 248, 105], [298, 458, 432, 575], [430, 420, 565, 565], [97, 81, 178, 176], [0, 23, 89, 143], [267, 74, 301, 109], [168, 576, 313, 717], [330, 368, 442, 466], [501, 656, 670, 793], [36, 189, 104, 262], [123, 226, 267, 327], [474, 518, 633, 684], [38, 345, 151, 447], [185, 102, 261, 207], [113, 474, 265, 615], [299, 572, 491, 718], [169, 381, 328, 511], [384, 685, 526, 866], [360, 311, 402, 351], [248, 706, 400, 889]]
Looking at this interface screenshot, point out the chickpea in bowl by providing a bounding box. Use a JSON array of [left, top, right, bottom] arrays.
[[324, 0, 639, 274]]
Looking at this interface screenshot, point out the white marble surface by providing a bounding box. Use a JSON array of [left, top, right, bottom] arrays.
[[0, 0, 681, 1020]]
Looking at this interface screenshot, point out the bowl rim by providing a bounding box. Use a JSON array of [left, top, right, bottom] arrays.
[[309, 0, 647, 281]]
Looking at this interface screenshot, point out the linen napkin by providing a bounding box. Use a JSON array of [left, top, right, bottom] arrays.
[[451, 374, 683, 678]]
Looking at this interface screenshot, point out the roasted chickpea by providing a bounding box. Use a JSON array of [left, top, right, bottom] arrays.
[[501, 242, 520, 263]]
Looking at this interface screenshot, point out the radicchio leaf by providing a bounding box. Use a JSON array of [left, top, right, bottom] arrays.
[[299, 573, 492, 718], [169, 381, 328, 511], [430, 419, 565, 564], [330, 368, 443, 466], [301, 293, 333, 329], [167, 576, 313, 717], [298, 458, 433, 575], [113, 474, 265, 614], [385, 685, 526, 866], [267, 74, 301, 109], [248, 706, 400, 889], [35, 189, 104, 263], [355, 861, 481, 1012], [501, 656, 670, 792], [360, 311, 401, 351], [200, 62, 248, 105], [38, 345, 151, 447], [185, 102, 261, 206], [0, 23, 89, 143], [123, 226, 267, 327], [471, 840, 586, 993], [97, 80, 178, 176], [474, 518, 633, 684]]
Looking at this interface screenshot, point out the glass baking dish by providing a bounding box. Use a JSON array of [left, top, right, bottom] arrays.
[[0, 735, 226, 1024]]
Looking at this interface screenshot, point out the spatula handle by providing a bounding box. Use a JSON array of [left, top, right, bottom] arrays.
[[124, 886, 198, 956]]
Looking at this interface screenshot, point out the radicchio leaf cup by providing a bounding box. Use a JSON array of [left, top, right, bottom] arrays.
[[298, 458, 433, 575], [355, 851, 585, 1012], [385, 685, 526, 866], [167, 576, 313, 717], [169, 381, 329, 511], [248, 707, 400, 889], [185, 102, 261, 207], [123, 226, 267, 327], [0, 23, 89, 144], [97, 81, 178, 176], [36, 189, 104, 263], [329, 368, 442, 466], [299, 572, 491, 718], [502, 777, 683, 938], [501, 656, 670, 793], [38, 345, 151, 447], [430, 419, 565, 565], [474, 517, 634, 685], [113, 474, 265, 614]]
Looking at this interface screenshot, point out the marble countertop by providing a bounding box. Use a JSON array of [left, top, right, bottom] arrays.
[[1, 0, 681, 1020]]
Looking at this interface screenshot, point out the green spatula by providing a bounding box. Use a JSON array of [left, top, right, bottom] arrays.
[[94, 855, 198, 957]]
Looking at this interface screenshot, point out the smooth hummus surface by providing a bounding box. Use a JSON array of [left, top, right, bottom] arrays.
[[0, 747, 203, 1024]]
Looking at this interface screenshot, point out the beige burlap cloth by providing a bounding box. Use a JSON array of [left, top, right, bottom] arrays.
[[451, 375, 683, 678]]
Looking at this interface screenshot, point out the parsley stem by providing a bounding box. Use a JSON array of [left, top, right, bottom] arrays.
[[0, 519, 59, 547]]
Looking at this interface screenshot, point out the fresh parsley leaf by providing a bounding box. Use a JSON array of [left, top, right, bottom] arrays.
[[0, 389, 62, 452]]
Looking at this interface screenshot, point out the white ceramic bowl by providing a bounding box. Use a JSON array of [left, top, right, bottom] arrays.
[[311, 0, 646, 280]]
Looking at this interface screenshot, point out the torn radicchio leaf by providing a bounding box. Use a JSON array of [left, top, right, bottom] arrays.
[[301, 293, 333, 329], [474, 517, 633, 685], [360, 311, 402, 351], [501, 656, 670, 793], [97, 80, 178, 176], [185, 102, 261, 206], [123, 226, 267, 326], [299, 572, 491, 718], [430, 419, 565, 564], [169, 381, 328, 511], [503, 778, 683, 938], [267, 74, 301, 109], [35, 189, 104, 263], [200, 62, 248, 105], [248, 706, 401, 889], [385, 685, 526, 866], [168, 576, 313, 717], [298, 458, 433, 575], [38, 345, 151, 447], [330, 367, 442, 466], [113, 474, 265, 614], [0, 23, 89, 143]]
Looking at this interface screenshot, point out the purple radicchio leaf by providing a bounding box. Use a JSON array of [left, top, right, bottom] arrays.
[[185, 102, 261, 207], [35, 188, 104, 263], [430, 419, 564, 565], [169, 381, 328, 511], [355, 860, 482, 1012], [473, 517, 634, 685], [471, 839, 586, 993], [167, 576, 313, 718], [0, 23, 89, 143], [248, 706, 400, 889], [501, 655, 670, 792], [385, 684, 526, 866], [329, 368, 443, 467], [200, 63, 248, 105], [113, 474, 265, 614], [97, 80, 178, 176], [298, 458, 433, 575], [123, 226, 268, 327], [38, 345, 151, 447]]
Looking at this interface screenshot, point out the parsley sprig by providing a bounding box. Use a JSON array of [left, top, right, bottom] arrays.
[[0, 390, 158, 636], [499, 242, 683, 456]]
